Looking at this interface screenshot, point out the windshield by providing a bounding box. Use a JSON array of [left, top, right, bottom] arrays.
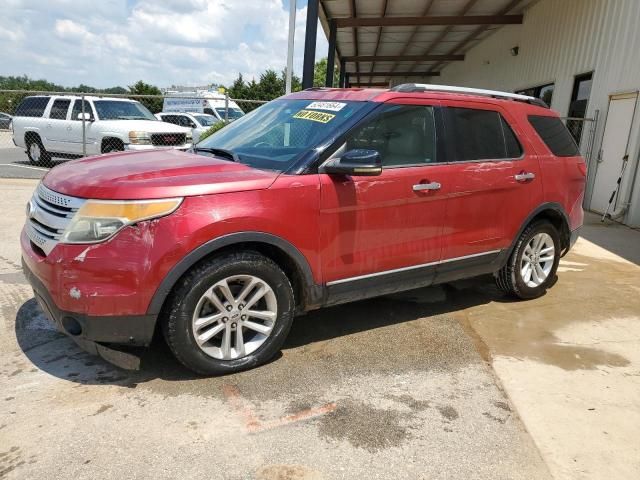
[[192, 114, 218, 126], [93, 100, 157, 121], [197, 99, 368, 172], [214, 107, 244, 120]]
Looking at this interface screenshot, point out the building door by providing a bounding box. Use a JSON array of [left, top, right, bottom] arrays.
[[589, 92, 639, 214]]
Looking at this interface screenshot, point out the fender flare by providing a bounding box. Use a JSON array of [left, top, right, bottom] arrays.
[[503, 202, 571, 262], [146, 231, 317, 315]]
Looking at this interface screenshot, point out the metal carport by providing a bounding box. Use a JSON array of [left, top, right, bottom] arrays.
[[300, 0, 536, 89]]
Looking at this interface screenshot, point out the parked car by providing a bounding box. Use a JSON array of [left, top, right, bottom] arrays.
[[162, 91, 245, 122], [0, 112, 12, 129], [11, 95, 192, 164], [21, 84, 586, 375], [156, 112, 220, 143]]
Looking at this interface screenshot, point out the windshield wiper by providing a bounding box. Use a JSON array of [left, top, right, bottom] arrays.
[[192, 147, 239, 163]]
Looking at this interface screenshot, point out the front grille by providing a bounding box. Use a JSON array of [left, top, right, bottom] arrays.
[[150, 133, 186, 147], [25, 184, 85, 256]]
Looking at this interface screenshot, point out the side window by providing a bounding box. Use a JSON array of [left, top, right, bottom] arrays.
[[71, 100, 94, 121], [443, 107, 522, 161], [344, 104, 437, 167], [15, 97, 50, 117], [161, 115, 179, 125], [179, 115, 195, 128], [528, 115, 579, 157], [49, 99, 71, 120], [501, 116, 523, 158]]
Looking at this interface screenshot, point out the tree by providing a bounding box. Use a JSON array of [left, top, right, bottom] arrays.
[[128, 80, 163, 113], [313, 58, 340, 88]]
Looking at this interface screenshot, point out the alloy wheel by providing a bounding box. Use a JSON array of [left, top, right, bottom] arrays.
[[29, 143, 41, 162], [191, 275, 277, 360], [520, 232, 555, 288]]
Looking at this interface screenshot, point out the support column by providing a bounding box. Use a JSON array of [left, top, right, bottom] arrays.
[[302, 0, 319, 89], [339, 59, 346, 87], [325, 19, 337, 87]]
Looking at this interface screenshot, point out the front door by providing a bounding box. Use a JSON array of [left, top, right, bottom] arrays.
[[319, 102, 448, 300], [589, 92, 639, 214]]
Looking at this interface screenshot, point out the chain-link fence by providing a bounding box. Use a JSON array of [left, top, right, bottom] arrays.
[[0, 89, 266, 174], [560, 113, 599, 165]]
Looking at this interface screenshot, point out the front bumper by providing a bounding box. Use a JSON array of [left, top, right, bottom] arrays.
[[22, 257, 156, 369]]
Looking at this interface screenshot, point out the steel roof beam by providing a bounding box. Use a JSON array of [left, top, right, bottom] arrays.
[[335, 15, 523, 28]]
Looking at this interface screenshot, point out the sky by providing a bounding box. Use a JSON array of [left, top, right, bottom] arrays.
[[0, 0, 328, 88]]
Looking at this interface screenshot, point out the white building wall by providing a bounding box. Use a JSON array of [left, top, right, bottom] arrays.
[[438, 0, 640, 227]]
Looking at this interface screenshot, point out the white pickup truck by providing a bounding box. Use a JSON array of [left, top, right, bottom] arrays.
[[11, 95, 192, 164]]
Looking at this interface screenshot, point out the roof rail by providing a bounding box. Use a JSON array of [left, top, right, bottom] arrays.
[[390, 83, 549, 108]]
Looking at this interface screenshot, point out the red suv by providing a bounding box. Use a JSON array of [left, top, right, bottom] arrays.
[[21, 84, 586, 375]]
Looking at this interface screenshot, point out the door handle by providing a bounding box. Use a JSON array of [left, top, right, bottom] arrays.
[[413, 181, 441, 192], [514, 172, 536, 182]]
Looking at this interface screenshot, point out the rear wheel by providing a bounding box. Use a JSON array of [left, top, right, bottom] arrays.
[[163, 251, 295, 375], [26, 136, 50, 165], [495, 221, 561, 299]]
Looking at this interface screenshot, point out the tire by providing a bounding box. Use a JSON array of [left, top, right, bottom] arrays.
[[163, 251, 295, 375], [26, 136, 51, 165], [495, 220, 561, 299]]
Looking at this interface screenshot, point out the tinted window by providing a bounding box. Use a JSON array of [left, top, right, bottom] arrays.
[[344, 104, 437, 167], [15, 97, 49, 117], [160, 115, 180, 125], [529, 115, 579, 157], [49, 99, 71, 120], [178, 115, 195, 128], [501, 117, 523, 158], [71, 100, 94, 121], [444, 107, 522, 161]]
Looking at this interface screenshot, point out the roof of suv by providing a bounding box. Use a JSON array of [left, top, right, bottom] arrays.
[[285, 83, 553, 115]]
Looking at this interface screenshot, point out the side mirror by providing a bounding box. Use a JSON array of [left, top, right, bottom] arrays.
[[77, 112, 93, 122], [320, 149, 382, 176]]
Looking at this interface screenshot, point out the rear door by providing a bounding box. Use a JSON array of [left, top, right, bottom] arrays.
[[438, 101, 543, 267], [45, 98, 72, 152], [319, 101, 450, 298]]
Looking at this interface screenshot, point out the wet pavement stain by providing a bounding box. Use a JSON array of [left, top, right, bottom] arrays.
[[437, 405, 459, 421], [317, 400, 410, 452]]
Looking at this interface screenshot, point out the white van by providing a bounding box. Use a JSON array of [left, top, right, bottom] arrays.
[[162, 91, 245, 122]]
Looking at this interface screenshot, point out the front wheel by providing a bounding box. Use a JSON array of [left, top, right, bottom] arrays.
[[163, 251, 295, 375], [495, 221, 561, 299]]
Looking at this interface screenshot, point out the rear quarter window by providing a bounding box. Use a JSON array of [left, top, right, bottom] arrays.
[[15, 97, 50, 117], [528, 115, 579, 157]]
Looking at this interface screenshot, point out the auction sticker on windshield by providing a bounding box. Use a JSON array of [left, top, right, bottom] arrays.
[[306, 101, 347, 112], [293, 110, 336, 123]]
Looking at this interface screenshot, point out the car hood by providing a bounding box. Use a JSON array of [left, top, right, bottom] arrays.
[[42, 149, 279, 199], [96, 119, 191, 133]]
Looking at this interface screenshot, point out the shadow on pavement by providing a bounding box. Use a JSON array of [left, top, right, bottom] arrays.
[[15, 275, 517, 387]]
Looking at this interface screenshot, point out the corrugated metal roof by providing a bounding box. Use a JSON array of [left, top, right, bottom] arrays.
[[318, 0, 538, 86]]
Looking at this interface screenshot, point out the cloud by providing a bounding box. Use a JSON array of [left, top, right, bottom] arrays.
[[0, 0, 329, 89]]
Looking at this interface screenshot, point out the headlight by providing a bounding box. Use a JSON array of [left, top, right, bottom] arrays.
[[61, 198, 182, 243], [128, 131, 151, 145]]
